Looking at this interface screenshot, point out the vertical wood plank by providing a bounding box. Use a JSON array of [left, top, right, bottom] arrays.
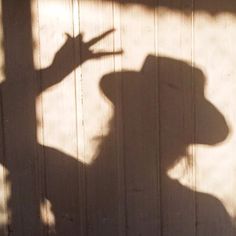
[[0, 93, 7, 236], [118, 2, 161, 235], [112, 3, 127, 236], [78, 0, 125, 235], [194, 1, 236, 235], [72, 0, 87, 235], [1, 1, 44, 235], [37, 0, 81, 235], [156, 1, 196, 235], [0, 2, 8, 234]]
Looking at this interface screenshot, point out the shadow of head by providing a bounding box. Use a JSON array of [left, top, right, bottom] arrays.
[[100, 55, 229, 169]]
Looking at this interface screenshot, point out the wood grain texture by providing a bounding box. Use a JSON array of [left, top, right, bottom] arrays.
[[0, 88, 7, 236], [194, 1, 235, 235], [37, 0, 81, 235], [1, 1, 43, 235], [78, 1, 125, 235], [117, 2, 161, 235], [0, 0, 235, 235], [157, 0, 196, 235]]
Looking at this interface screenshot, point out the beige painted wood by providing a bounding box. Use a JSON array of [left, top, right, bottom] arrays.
[[0, 0, 236, 235], [157, 1, 196, 235], [71, 0, 88, 235], [78, 1, 125, 235], [0, 3, 7, 235], [0, 1, 44, 235], [0, 96, 7, 236], [194, 1, 236, 235], [117, 2, 161, 235], [36, 0, 81, 235]]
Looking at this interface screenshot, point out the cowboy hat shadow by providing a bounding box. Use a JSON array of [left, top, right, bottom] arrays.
[[98, 55, 234, 235]]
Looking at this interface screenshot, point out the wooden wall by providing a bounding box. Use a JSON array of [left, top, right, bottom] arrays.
[[0, 0, 236, 235]]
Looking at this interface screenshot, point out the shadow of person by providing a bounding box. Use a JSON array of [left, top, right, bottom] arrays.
[[0, 29, 121, 236], [99, 55, 235, 235]]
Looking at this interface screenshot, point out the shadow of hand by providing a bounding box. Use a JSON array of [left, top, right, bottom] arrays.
[[65, 28, 123, 64], [40, 29, 123, 91]]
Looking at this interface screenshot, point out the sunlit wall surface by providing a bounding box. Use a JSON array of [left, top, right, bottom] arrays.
[[0, 0, 236, 235], [33, 0, 236, 234], [0, 3, 8, 235]]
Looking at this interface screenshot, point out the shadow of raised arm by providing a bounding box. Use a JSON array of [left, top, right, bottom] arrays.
[[38, 29, 122, 92]]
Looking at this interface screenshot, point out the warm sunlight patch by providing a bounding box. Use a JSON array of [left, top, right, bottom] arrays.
[[40, 199, 55, 233], [30, 0, 236, 224], [0, 165, 10, 227]]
